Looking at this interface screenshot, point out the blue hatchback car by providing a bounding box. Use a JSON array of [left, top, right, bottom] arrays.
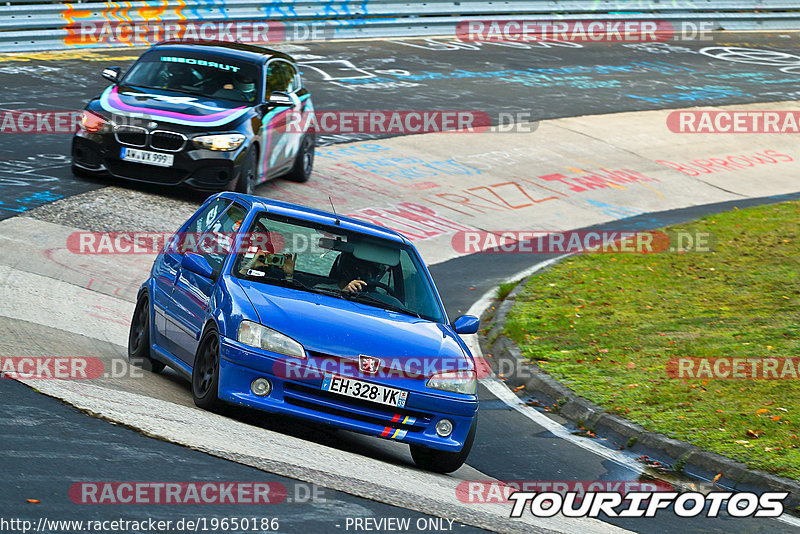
[[128, 192, 480, 472]]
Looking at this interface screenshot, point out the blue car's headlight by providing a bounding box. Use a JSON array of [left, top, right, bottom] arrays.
[[238, 320, 306, 359], [193, 134, 245, 151], [426, 370, 477, 395]]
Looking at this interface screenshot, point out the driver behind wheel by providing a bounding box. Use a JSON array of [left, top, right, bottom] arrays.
[[331, 252, 385, 293], [222, 71, 257, 101]]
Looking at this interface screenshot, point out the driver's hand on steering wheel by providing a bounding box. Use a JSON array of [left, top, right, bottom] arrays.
[[342, 279, 367, 293]]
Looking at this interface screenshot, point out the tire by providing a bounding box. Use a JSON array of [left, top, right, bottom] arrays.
[[410, 417, 477, 474], [127, 293, 165, 374], [234, 148, 258, 195], [284, 133, 315, 183], [192, 327, 224, 412]]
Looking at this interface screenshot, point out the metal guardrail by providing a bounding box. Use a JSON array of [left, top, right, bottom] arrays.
[[0, 0, 797, 53]]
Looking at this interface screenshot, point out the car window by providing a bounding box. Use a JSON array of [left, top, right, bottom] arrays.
[[122, 52, 261, 104], [170, 198, 231, 254], [195, 203, 249, 274], [282, 63, 299, 93], [187, 198, 231, 235], [265, 61, 291, 94], [232, 212, 446, 322]]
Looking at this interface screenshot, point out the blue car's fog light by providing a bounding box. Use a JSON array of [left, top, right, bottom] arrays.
[[251, 378, 272, 397], [436, 419, 454, 437]]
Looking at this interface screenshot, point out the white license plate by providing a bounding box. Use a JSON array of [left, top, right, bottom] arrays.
[[321, 374, 408, 408], [120, 147, 174, 167]]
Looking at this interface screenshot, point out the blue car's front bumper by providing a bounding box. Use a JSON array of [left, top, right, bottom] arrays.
[[218, 337, 478, 452]]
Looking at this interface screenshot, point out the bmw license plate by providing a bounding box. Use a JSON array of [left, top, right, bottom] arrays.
[[120, 147, 174, 167], [321, 374, 408, 408]]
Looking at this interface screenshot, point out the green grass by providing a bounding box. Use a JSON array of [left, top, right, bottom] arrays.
[[496, 280, 520, 301], [504, 201, 800, 478]]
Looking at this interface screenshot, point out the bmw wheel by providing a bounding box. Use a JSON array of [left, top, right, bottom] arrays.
[[127, 292, 165, 374], [192, 327, 223, 412], [410, 417, 477, 474], [235, 148, 258, 195], [285, 133, 315, 183]]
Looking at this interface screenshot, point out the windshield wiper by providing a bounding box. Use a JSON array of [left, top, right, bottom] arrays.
[[345, 292, 422, 319]]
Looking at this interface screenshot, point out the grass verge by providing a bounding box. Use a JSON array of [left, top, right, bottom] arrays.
[[504, 201, 800, 478]]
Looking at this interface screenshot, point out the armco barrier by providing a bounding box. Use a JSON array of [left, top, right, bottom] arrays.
[[0, 0, 798, 53]]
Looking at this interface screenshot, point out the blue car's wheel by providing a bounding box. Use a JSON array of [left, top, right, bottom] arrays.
[[192, 328, 223, 411], [127, 293, 165, 374], [410, 417, 477, 474]]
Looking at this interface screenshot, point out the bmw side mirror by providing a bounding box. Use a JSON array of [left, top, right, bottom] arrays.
[[102, 66, 121, 83], [452, 315, 480, 335], [181, 252, 215, 280], [268, 91, 293, 107]]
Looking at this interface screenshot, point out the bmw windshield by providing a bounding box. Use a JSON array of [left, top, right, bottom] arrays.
[[121, 51, 262, 104], [231, 213, 446, 323]]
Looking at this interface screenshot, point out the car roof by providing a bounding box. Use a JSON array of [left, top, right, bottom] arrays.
[[152, 40, 296, 65], [220, 192, 409, 244]]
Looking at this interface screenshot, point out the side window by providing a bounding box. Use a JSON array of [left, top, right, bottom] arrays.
[[282, 63, 299, 93], [173, 198, 230, 254], [265, 61, 290, 95], [196, 203, 249, 274]]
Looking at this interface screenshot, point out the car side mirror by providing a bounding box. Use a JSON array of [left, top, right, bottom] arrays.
[[181, 252, 215, 280], [452, 315, 479, 335], [268, 91, 293, 107], [102, 66, 121, 83]]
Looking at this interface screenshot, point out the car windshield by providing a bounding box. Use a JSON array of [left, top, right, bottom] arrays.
[[121, 51, 261, 104], [231, 213, 445, 323]]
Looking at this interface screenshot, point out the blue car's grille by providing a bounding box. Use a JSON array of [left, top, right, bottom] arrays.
[[283, 382, 431, 432]]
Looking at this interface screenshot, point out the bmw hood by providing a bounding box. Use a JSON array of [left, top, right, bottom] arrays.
[[97, 84, 250, 127], [235, 279, 473, 376]]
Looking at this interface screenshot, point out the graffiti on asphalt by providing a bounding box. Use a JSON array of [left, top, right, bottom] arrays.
[[699, 47, 800, 75], [625, 85, 749, 104]]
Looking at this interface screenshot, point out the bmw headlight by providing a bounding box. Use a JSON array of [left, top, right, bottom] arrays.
[[238, 320, 306, 359], [426, 370, 477, 395], [80, 110, 109, 133], [193, 133, 245, 151]]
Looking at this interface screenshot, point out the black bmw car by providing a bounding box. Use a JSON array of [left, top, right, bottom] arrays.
[[72, 40, 315, 193]]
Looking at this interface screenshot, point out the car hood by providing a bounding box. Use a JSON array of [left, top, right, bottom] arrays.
[[95, 84, 252, 128], [235, 278, 472, 375]]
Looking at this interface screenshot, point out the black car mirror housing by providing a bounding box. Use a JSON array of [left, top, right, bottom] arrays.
[[102, 67, 121, 83]]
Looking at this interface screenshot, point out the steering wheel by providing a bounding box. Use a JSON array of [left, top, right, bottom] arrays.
[[366, 281, 397, 298], [156, 69, 173, 88]]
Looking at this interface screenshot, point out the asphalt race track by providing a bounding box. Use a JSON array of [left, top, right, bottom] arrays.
[[2, 32, 800, 534]]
